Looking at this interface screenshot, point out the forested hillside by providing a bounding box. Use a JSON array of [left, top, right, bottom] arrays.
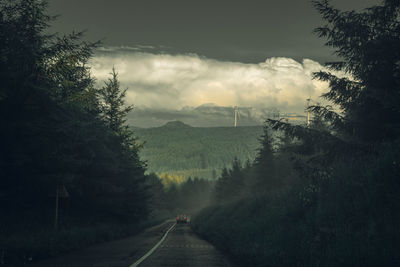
[[133, 121, 264, 179]]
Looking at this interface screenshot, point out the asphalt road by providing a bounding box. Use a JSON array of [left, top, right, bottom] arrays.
[[29, 220, 237, 267]]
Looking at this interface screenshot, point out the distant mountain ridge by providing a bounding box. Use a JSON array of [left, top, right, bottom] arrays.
[[133, 121, 264, 179], [127, 104, 307, 128], [162, 120, 192, 128]]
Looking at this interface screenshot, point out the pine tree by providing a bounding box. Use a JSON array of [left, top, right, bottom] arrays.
[[229, 158, 245, 198], [99, 67, 133, 134], [252, 127, 278, 193], [265, 2, 400, 263], [213, 159, 245, 203], [269, 0, 400, 158], [213, 167, 230, 203], [0, 0, 150, 232], [311, 0, 400, 143]]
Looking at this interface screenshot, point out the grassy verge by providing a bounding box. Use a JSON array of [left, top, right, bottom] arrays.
[[191, 193, 400, 267], [0, 210, 171, 266], [191, 196, 313, 267]]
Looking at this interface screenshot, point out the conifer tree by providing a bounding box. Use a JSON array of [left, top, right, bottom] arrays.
[[252, 127, 278, 193], [311, 0, 400, 143], [99, 67, 133, 134], [0, 0, 149, 231]]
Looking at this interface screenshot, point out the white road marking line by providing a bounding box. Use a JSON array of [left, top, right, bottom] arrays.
[[130, 223, 176, 267]]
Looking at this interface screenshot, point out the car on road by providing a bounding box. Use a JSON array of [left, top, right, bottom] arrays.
[[176, 214, 188, 224]]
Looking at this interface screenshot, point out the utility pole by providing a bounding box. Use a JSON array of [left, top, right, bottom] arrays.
[[306, 98, 311, 127], [54, 185, 59, 230], [234, 106, 239, 127], [54, 184, 69, 231]]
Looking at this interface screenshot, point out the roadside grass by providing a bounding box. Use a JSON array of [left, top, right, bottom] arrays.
[[0, 210, 170, 266], [191, 196, 313, 267], [192, 187, 400, 266]]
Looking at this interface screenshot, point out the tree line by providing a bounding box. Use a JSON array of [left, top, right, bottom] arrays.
[[0, 0, 157, 263], [194, 0, 400, 266], [0, 3, 221, 264]]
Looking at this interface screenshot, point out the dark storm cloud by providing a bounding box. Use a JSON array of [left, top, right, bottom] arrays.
[[47, 0, 380, 63], [97, 45, 168, 54]]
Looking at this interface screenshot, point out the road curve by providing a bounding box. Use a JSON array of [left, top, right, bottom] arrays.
[[28, 220, 237, 267]]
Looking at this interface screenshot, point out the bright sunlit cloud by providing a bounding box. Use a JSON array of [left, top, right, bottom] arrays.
[[90, 48, 330, 114]]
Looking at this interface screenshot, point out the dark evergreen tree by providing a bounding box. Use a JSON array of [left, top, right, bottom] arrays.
[[99, 67, 133, 134], [0, 0, 149, 233], [213, 167, 230, 203], [192, 2, 400, 266], [252, 127, 277, 193], [229, 158, 245, 198], [213, 159, 245, 203], [265, 1, 400, 264], [311, 0, 400, 143]]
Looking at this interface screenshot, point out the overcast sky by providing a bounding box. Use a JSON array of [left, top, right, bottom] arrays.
[[48, 0, 379, 63], [48, 0, 381, 127]]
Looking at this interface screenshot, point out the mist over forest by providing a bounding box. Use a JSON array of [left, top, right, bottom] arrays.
[[1, 0, 399, 266]]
